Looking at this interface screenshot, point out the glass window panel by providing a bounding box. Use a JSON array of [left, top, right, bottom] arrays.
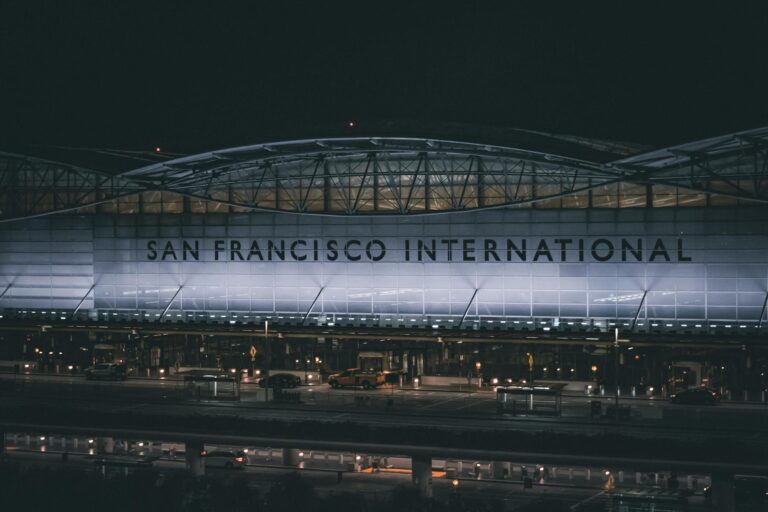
[[534, 183, 561, 209], [99, 200, 118, 214], [652, 185, 677, 208], [208, 191, 230, 213], [141, 191, 162, 213], [560, 304, 587, 317], [592, 183, 619, 208], [161, 191, 184, 213], [677, 188, 706, 207], [533, 304, 559, 316], [590, 305, 617, 317], [118, 194, 139, 214], [562, 189, 589, 208], [618, 182, 646, 208]]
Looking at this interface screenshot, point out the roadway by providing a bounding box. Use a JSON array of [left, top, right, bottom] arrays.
[[4, 371, 768, 440]]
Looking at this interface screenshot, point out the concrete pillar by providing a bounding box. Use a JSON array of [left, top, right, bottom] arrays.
[[411, 454, 433, 499], [98, 437, 114, 454], [635, 472, 642, 485], [568, 468, 574, 480], [61, 437, 66, 448], [618, 471, 624, 483], [185, 441, 205, 477], [710, 472, 735, 512], [491, 461, 506, 480], [282, 448, 300, 467]]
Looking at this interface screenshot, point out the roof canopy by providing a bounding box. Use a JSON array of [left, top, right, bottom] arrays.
[[1, 127, 766, 221]]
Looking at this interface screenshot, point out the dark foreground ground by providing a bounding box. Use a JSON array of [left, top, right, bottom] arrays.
[[0, 462, 594, 512]]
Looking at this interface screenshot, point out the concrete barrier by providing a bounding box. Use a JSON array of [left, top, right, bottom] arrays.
[[420, 376, 478, 387]]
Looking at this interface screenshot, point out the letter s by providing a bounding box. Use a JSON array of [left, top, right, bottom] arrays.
[[147, 240, 157, 261]]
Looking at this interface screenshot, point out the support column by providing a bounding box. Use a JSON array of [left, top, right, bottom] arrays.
[[282, 448, 300, 467], [491, 460, 506, 480], [710, 472, 735, 512], [412, 454, 433, 499], [185, 441, 205, 477], [97, 437, 114, 455]]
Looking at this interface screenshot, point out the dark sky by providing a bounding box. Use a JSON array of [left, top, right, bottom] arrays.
[[1, 1, 767, 153]]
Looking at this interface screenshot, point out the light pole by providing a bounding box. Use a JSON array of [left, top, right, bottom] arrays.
[[614, 328, 620, 420], [264, 320, 269, 402]]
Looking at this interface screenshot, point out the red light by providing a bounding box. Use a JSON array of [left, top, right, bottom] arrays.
[[154, 146, 161, 153]]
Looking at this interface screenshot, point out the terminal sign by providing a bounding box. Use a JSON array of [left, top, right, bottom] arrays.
[[145, 237, 692, 263]]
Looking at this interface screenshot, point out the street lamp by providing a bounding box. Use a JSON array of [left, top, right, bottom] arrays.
[[614, 328, 622, 420], [264, 320, 269, 402]]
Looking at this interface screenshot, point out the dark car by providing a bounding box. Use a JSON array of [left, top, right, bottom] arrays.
[[258, 373, 301, 388], [202, 449, 245, 469], [84, 363, 127, 381], [668, 388, 719, 405]]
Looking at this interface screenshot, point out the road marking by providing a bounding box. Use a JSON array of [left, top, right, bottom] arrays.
[[569, 490, 605, 510], [418, 393, 474, 410]]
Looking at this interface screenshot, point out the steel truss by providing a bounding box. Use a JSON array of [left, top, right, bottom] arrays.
[[0, 151, 144, 221], [1, 128, 767, 221]]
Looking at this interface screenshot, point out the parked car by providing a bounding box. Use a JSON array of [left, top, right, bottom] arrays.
[[203, 449, 245, 469], [668, 388, 719, 405], [84, 363, 127, 381], [258, 373, 301, 388]]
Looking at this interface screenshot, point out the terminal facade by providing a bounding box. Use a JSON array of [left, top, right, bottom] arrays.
[[1, 126, 767, 395]]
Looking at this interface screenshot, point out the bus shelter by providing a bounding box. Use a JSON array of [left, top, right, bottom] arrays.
[[183, 373, 240, 400], [496, 384, 565, 416]]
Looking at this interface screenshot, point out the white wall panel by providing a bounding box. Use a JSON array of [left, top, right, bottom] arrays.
[[0, 207, 767, 327]]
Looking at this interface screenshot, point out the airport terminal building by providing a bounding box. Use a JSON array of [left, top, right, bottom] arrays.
[[1, 125, 767, 393]]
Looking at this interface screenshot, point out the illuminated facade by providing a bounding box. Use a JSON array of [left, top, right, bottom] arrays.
[[1, 127, 767, 338]]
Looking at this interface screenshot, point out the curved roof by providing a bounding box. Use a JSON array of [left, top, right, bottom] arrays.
[[1, 126, 766, 220]]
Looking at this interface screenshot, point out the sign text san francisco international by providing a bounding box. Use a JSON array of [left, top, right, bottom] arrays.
[[146, 238, 692, 263]]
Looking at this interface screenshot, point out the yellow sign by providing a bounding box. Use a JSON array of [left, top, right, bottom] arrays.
[[249, 345, 257, 359]]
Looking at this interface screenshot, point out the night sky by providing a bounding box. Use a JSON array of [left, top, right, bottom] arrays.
[[1, 2, 766, 153]]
